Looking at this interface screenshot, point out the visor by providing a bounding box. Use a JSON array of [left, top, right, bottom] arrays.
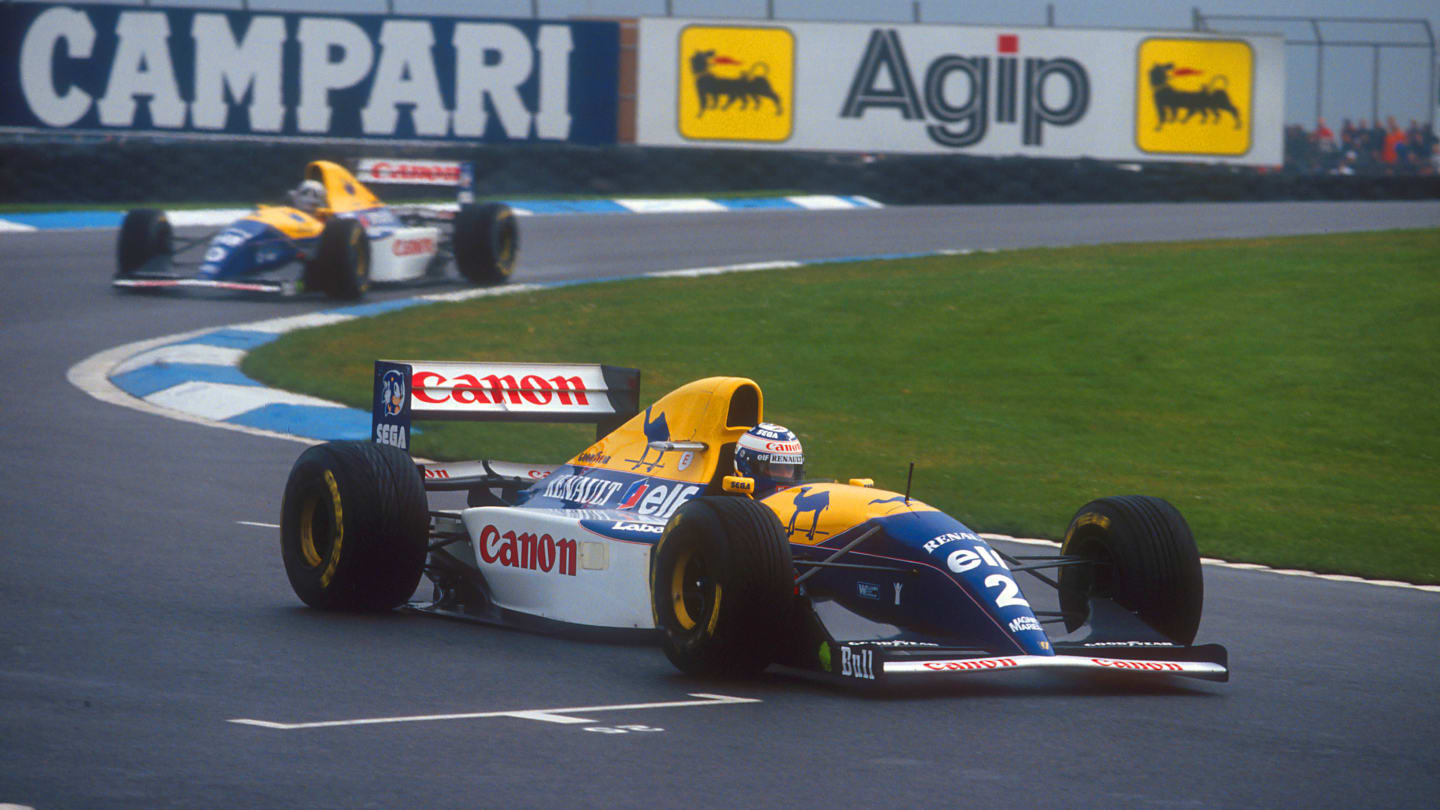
[[755, 456, 803, 484]]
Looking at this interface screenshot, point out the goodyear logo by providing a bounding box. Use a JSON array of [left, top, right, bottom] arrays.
[[1135, 38, 1253, 156], [678, 25, 794, 142]]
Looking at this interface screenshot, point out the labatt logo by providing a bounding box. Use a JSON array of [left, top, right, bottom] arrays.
[[840, 31, 1089, 148], [678, 25, 794, 142]]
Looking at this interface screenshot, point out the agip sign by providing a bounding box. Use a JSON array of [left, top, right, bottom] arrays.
[[637, 18, 1283, 165], [0, 2, 619, 143]]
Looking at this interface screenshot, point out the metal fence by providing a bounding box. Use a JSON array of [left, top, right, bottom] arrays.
[[1194, 13, 1435, 131]]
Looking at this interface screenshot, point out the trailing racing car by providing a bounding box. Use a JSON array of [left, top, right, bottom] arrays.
[[277, 361, 1228, 686], [113, 159, 516, 299]]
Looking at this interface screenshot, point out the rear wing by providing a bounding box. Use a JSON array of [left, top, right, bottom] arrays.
[[354, 158, 477, 204], [371, 360, 641, 452]]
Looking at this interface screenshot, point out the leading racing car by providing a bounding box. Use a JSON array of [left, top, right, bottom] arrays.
[[277, 361, 1228, 687], [113, 160, 516, 299]]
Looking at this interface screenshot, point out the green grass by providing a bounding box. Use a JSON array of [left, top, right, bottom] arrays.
[[243, 230, 1440, 584]]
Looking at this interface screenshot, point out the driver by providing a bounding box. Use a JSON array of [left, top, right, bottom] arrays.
[[290, 179, 327, 214], [734, 423, 804, 498]]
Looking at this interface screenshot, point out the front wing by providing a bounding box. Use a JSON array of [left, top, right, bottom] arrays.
[[112, 272, 301, 295], [774, 596, 1229, 688], [793, 639, 1229, 687]]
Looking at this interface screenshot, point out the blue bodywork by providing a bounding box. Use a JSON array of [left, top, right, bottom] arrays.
[[197, 217, 318, 280]]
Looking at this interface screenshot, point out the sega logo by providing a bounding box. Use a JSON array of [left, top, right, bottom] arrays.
[[392, 237, 436, 256]]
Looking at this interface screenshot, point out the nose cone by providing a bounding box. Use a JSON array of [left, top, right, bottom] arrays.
[[886, 510, 1055, 656], [198, 218, 295, 279]]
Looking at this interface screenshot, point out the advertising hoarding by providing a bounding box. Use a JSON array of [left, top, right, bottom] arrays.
[[637, 18, 1284, 164], [0, 2, 619, 143]]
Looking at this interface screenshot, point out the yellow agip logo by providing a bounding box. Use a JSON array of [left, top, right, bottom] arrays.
[[1136, 38, 1253, 156], [678, 25, 794, 142]]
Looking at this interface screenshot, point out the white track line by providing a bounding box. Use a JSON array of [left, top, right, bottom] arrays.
[[229, 692, 759, 730]]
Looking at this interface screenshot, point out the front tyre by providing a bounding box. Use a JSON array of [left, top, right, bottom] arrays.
[[311, 217, 370, 300], [116, 208, 172, 277], [454, 202, 517, 285], [651, 496, 794, 676], [1058, 495, 1203, 644], [280, 441, 428, 611]]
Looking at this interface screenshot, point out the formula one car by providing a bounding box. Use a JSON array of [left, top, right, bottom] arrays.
[[278, 362, 1229, 687], [113, 160, 516, 299]]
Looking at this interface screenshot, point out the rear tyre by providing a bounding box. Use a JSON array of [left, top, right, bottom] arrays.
[[1058, 495, 1203, 644], [116, 209, 172, 277], [280, 441, 428, 611], [454, 202, 517, 285], [311, 217, 370, 300], [651, 496, 794, 676]]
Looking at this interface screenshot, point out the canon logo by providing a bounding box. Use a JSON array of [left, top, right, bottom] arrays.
[[412, 372, 591, 407], [923, 658, 1019, 671], [392, 237, 436, 256], [1092, 659, 1183, 672], [368, 161, 462, 183], [478, 524, 577, 576]]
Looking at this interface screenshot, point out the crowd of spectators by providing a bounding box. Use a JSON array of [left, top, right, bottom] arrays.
[[1286, 116, 1438, 175]]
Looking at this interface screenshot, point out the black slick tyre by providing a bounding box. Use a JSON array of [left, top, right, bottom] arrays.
[[453, 202, 517, 285], [651, 496, 794, 676], [311, 217, 370, 299], [279, 441, 428, 611], [1058, 495, 1204, 644], [116, 208, 171, 277]]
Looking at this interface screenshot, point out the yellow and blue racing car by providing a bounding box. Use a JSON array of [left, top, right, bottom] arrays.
[[113, 160, 516, 299], [275, 362, 1229, 688]]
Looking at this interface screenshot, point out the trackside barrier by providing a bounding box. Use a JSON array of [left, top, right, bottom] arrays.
[[3, 141, 1437, 205]]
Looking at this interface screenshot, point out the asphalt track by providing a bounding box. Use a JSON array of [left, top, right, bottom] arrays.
[[3, 201, 1438, 808]]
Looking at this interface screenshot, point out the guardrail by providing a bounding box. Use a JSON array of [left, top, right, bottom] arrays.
[[3, 140, 1436, 206]]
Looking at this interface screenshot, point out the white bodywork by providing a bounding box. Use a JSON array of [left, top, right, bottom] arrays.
[[368, 226, 441, 282], [457, 506, 658, 630]]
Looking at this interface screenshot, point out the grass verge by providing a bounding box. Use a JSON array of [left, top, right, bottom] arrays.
[[243, 230, 1440, 584]]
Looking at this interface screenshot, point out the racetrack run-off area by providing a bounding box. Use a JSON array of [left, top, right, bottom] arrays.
[[4, 201, 1438, 809]]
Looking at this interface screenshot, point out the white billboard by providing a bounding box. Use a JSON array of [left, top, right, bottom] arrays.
[[636, 18, 1285, 165]]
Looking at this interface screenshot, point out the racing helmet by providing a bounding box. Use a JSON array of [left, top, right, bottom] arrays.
[[291, 179, 326, 212], [734, 423, 804, 496]]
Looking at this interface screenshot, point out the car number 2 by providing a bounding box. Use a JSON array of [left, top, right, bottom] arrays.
[[984, 574, 1030, 608]]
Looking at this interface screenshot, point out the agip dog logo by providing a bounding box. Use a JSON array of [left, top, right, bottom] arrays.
[[1135, 38, 1253, 156], [678, 25, 794, 142]]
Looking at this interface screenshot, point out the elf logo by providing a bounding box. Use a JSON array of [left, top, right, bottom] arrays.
[[840, 30, 1089, 148], [617, 481, 702, 519]]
